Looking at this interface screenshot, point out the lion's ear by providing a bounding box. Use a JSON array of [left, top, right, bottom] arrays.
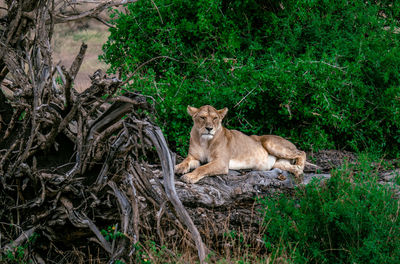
[[187, 106, 199, 116], [218, 107, 228, 119]]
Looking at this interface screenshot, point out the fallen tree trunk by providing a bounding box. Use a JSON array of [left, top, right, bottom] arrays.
[[175, 170, 331, 207]]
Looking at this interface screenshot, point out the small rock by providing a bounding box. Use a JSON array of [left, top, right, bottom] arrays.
[[277, 174, 286, 181]]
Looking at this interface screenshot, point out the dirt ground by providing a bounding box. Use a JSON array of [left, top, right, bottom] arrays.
[[50, 3, 123, 93], [306, 149, 399, 173], [306, 150, 357, 172], [52, 19, 111, 93]]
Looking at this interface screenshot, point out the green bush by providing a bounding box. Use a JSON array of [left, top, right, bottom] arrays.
[[259, 155, 400, 263], [101, 0, 400, 156]]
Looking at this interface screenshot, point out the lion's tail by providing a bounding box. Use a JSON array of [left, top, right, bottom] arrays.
[[305, 161, 322, 170]]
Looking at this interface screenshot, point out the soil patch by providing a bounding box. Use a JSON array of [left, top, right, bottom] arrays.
[[307, 149, 358, 172]]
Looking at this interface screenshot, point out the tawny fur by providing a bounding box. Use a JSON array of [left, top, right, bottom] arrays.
[[175, 105, 306, 183]]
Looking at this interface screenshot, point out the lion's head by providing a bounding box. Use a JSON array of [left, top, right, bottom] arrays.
[[187, 105, 228, 140]]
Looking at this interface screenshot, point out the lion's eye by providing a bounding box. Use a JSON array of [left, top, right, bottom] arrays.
[[200, 117, 206, 120], [213, 117, 217, 121]]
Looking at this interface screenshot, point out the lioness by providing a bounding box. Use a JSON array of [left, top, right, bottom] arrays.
[[175, 105, 306, 184]]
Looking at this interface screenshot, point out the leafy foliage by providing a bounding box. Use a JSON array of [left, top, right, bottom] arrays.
[[259, 154, 400, 263], [101, 225, 125, 241], [101, 0, 400, 156], [1, 233, 39, 264], [133, 241, 172, 264]]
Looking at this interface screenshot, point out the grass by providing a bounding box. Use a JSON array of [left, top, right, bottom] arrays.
[[72, 30, 106, 42], [259, 153, 400, 263]]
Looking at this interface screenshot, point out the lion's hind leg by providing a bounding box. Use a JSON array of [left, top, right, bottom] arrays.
[[259, 135, 306, 177], [272, 159, 303, 179], [272, 159, 300, 175]]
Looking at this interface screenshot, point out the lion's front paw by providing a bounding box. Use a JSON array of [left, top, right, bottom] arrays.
[[175, 163, 190, 175], [181, 172, 200, 184]]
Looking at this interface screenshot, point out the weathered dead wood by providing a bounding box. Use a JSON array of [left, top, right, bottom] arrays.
[[168, 168, 399, 208], [144, 125, 208, 263], [2, 226, 38, 253], [0, 1, 182, 262], [172, 170, 327, 207], [60, 196, 113, 253], [64, 42, 87, 108]]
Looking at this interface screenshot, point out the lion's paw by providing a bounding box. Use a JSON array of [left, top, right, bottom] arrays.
[[175, 163, 190, 175], [181, 173, 199, 184]]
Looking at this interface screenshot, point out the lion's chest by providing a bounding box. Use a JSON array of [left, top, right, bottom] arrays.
[[190, 140, 211, 163]]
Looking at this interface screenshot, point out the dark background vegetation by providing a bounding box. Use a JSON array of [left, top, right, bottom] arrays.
[[101, 0, 400, 157]]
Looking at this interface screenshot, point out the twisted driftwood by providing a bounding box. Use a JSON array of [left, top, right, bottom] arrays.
[[0, 1, 208, 263]]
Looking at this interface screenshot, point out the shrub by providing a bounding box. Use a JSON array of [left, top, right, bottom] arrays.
[[101, 0, 400, 156], [258, 154, 400, 263]]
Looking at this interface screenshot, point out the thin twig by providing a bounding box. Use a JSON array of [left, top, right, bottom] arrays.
[[120, 56, 178, 87], [299, 60, 347, 73], [234, 87, 256, 108]]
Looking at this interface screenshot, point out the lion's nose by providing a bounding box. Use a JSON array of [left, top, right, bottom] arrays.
[[205, 127, 213, 132]]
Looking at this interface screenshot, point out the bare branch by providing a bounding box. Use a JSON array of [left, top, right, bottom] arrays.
[[53, 0, 138, 24], [64, 42, 87, 108], [144, 125, 208, 263], [120, 56, 179, 87], [2, 226, 38, 253], [61, 196, 112, 253]]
